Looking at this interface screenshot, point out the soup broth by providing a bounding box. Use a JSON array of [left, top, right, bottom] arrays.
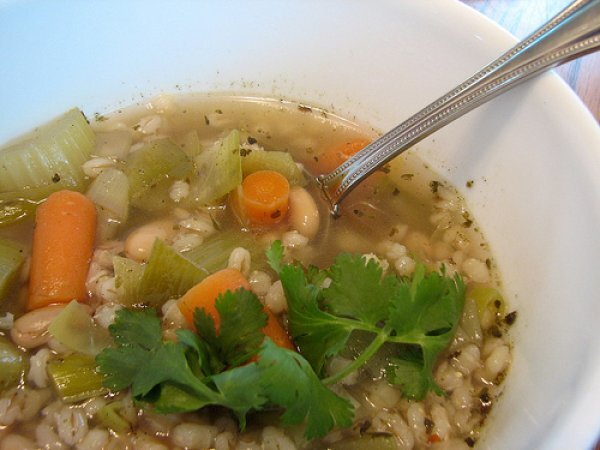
[[0, 95, 513, 450]]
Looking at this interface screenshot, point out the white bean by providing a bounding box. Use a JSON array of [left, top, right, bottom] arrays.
[[125, 219, 175, 262], [10, 305, 66, 348], [288, 187, 320, 239]]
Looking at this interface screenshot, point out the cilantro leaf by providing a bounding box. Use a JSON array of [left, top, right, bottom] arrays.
[[279, 263, 352, 375], [107, 307, 162, 350], [210, 363, 268, 428], [257, 339, 354, 439], [322, 253, 401, 325], [193, 289, 267, 368], [273, 250, 466, 401]]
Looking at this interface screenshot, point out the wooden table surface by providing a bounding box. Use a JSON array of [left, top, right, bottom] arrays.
[[459, 4, 599, 449], [461, 0, 599, 121]]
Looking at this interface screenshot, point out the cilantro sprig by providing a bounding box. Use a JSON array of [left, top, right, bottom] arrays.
[[96, 289, 353, 438], [267, 240, 465, 400]]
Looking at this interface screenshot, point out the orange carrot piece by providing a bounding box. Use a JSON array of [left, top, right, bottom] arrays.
[[28, 190, 97, 310], [230, 170, 290, 228], [262, 308, 295, 350], [316, 138, 370, 174], [178, 268, 251, 329], [177, 268, 295, 351]]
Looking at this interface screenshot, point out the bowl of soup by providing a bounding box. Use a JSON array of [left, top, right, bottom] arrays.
[[0, 1, 599, 450]]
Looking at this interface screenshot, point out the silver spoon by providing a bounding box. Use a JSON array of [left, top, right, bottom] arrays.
[[318, 0, 600, 217]]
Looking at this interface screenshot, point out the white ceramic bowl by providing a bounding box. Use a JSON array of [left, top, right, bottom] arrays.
[[1, 1, 599, 449]]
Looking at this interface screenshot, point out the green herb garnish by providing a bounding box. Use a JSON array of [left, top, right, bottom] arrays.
[[96, 290, 353, 438], [267, 242, 465, 400]]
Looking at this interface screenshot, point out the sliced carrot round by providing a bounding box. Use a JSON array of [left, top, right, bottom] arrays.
[[231, 170, 290, 228], [262, 308, 295, 351]]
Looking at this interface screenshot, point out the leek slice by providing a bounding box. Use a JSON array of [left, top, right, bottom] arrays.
[[48, 300, 113, 356], [187, 130, 242, 205], [125, 138, 192, 212], [242, 150, 306, 186], [115, 239, 207, 307], [0, 108, 94, 193], [183, 229, 268, 273], [47, 353, 108, 403], [0, 238, 26, 301]]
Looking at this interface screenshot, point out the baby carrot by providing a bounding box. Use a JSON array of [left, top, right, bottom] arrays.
[[177, 268, 295, 351], [28, 190, 97, 310], [315, 138, 371, 174], [230, 170, 290, 228]]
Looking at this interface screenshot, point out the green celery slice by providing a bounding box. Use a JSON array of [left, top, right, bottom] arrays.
[[48, 300, 113, 356], [0, 238, 26, 301], [0, 108, 94, 192], [115, 239, 207, 307], [96, 401, 131, 433], [242, 150, 306, 186], [48, 353, 108, 403], [0, 336, 28, 390], [187, 130, 242, 205], [113, 256, 144, 306], [183, 229, 268, 273], [125, 138, 192, 212]]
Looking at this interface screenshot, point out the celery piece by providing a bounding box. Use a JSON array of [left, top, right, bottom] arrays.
[[125, 138, 192, 212], [0, 108, 94, 193], [242, 150, 306, 186], [115, 240, 207, 307], [0, 336, 28, 390], [138, 239, 207, 307], [0, 238, 26, 301], [86, 168, 129, 221], [48, 300, 113, 356], [47, 353, 108, 403], [187, 130, 242, 205], [184, 229, 268, 274], [96, 401, 131, 433], [113, 256, 144, 306]]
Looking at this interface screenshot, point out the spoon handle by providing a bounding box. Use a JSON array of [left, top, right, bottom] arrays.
[[318, 0, 600, 216]]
